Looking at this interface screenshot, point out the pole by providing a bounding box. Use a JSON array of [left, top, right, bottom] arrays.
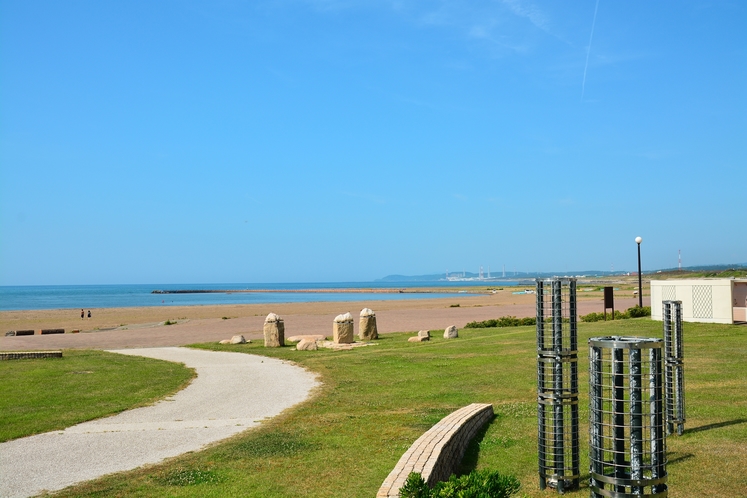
[[637, 242, 643, 308]]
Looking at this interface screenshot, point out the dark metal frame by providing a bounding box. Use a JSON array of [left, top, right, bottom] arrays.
[[537, 278, 579, 493], [663, 300, 686, 436], [589, 336, 668, 497]]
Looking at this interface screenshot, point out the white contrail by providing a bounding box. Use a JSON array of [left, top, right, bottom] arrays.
[[581, 0, 600, 100]]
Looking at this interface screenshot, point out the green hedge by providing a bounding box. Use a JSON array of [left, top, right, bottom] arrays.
[[465, 306, 651, 327], [580, 306, 651, 322], [464, 316, 536, 328]]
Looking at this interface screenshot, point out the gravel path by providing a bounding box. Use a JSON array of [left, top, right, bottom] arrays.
[[0, 347, 320, 498]]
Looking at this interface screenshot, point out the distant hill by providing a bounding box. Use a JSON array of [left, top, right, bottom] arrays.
[[376, 274, 450, 282], [377, 263, 747, 282]]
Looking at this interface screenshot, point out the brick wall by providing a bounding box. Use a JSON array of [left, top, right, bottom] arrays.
[[377, 403, 494, 498]]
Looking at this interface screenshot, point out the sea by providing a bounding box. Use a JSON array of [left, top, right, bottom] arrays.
[[0, 281, 523, 312]]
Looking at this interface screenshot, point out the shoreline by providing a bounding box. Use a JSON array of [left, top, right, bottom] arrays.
[[150, 287, 493, 295], [0, 291, 648, 352]]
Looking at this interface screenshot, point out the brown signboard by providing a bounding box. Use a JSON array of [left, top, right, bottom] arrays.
[[604, 287, 614, 309]]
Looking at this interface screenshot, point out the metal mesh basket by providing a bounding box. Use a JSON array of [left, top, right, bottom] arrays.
[[537, 278, 579, 493], [589, 336, 667, 497]]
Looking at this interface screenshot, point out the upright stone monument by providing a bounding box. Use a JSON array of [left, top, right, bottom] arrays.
[[333, 312, 354, 344], [359, 308, 378, 340], [444, 325, 458, 339], [263, 312, 285, 347]]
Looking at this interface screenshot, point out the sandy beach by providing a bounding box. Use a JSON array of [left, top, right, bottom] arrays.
[[0, 290, 647, 351]]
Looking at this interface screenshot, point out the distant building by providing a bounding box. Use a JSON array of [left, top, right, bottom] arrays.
[[650, 278, 747, 324]]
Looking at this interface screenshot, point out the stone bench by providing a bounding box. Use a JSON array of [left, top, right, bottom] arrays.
[[0, 351, 63, 360], [377, 403, 494, 498]]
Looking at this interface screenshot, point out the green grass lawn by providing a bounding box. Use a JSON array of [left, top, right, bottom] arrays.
[[8, 319, 747, 498], [0, 349, 195, 442]]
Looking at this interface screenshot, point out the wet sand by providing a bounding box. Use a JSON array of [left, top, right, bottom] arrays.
[[0, 291, 647, 351]]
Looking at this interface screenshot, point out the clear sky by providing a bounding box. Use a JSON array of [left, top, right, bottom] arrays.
[[1, 1, 745, 285]]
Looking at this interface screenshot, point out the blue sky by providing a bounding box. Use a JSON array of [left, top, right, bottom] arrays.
[[1, 1, 745, 285]]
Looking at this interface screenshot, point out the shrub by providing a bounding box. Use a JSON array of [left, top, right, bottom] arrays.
[[628, 305, 651, 318], [580, 306, 651, 322], [400, 473, 430, 498], [400, 470, 521, 498], [465, 316, 536, 328]]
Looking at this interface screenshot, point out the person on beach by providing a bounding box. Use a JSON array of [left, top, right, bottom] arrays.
[[87, 310, 91, 319], [81, 309, 84, 319]]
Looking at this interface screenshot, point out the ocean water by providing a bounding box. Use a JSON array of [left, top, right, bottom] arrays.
[[0, 281, 522, 311]]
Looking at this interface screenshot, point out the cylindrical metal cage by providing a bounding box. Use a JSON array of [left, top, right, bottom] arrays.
[[537, 278, 579, 493], [663, 300, 685, 436], [589, 336, 667, 497]]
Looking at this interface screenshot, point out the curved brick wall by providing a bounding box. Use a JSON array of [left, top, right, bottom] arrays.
[[377, 403, 494, 498]]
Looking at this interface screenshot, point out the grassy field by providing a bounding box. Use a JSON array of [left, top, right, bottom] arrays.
[[10, 319, 747, 498], [0, 350, 195, 442]]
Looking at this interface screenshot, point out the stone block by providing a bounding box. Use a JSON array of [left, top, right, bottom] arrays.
[[408, 336, 429, 342], [296, 339, 318, 351], [333, 312, 354, 344], [263, 313, 285, 347], [443, 325, 458, 339], [359, 308, 378, 340]]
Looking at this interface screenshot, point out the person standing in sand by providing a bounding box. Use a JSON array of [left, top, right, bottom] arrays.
[[87, 310, 91, 319], [81, 309, 84, 319]]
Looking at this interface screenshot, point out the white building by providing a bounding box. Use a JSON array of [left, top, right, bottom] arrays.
[[650, 278, 747, 324]]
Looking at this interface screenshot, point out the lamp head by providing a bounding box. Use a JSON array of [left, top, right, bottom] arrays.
[[635, 236, 642, 245]]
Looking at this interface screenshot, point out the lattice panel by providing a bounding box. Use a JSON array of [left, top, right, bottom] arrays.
[[692, 285, 713, 319], [662, 285, 676, 301]]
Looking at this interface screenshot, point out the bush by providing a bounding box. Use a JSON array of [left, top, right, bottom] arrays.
[[400, 473, 430, 498], [580, 311, 623, 322], [465, 316, 536, 328], [400, 470, 521, 498], [466, 307, 651, 327], [580, 306, 651, 322], [628, 305, 651, 318]]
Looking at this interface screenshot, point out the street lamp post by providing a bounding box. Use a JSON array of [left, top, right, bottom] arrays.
[[635, 236, 643, 308]]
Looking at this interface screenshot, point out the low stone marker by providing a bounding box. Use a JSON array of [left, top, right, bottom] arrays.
[[444, 325, 458, 339], [14, 330, 34, 336], [408, 330, 431, 342], [263, 313, 285, 347], [41, 329, 65, 335], [220, 335, 250, 345], [296, 338, 319, 351], [333, 312, 354, 344], [359, 308, 378, 340]]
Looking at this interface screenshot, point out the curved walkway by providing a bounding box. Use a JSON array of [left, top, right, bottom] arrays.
[[0, 347, 320, 498]]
